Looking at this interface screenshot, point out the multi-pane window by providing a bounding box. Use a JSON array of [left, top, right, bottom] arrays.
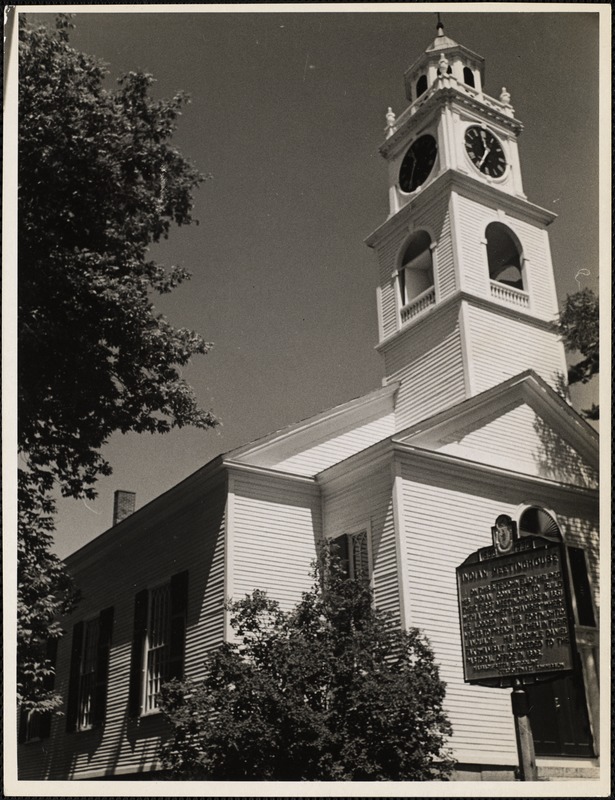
[[66, 607, 114, 733], [129, 570, 188, 718], [349, 531, 370, 584], [332, 530, 371, 585], [77, 617, 100, 729], [144, 583, 171, 713]]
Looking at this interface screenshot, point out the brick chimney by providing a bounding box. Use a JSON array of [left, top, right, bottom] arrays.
[[113, 490, 136, 526]]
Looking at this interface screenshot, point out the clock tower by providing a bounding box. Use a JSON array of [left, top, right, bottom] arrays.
[[366, 21, 568, 431]]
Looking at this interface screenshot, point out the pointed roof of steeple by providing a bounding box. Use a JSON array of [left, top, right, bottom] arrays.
[[425, 16, 460, 53], [403, 16, 485, 101]]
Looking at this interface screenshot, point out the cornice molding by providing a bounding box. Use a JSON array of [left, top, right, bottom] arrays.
[[365, 169, 555, 249], [228, 382, 398, 464], [223, 459, 319, 492], [379, 86, 522, 160], [65, 456, 226, 569], [398, 369, 598, 470], [375, 291, 556, 355], [317, 438, 393, 495], [317, 434, 597, 515], [392, 442, 599, 512]]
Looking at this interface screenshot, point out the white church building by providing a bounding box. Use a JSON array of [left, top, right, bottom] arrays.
[[19, 23, 599, 782]]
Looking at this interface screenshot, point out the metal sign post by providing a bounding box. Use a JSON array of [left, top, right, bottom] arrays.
[[456, 516, 577, 782]]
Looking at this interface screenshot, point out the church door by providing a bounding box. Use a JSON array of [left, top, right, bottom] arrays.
[[527, 659, 594, 757]]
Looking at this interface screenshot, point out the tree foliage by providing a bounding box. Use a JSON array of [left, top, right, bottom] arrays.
[[17, 471, 79, 713], [160, 547, 454, 781], [18, 15, 215, 711], [558, 288, 599, 420]]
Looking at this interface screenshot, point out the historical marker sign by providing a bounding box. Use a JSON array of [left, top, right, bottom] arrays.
[[457, 536, 575, 686]]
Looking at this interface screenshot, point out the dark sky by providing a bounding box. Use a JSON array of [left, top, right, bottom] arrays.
[[24, 9, 601, 558]]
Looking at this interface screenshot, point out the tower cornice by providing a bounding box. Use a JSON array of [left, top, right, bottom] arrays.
[[380, 81, 522, 160], [374, 291, 557, 356], [365, 169, 556, 249]]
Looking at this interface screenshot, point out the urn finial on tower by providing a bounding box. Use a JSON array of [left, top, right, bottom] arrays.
[[385, 106, 397, 138], [500, 86, 511, 105]]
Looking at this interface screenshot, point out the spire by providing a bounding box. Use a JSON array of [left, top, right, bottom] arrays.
[[403, 16, 486, 104], [425, 14, 459, 53], [436, 12, 444, 38]]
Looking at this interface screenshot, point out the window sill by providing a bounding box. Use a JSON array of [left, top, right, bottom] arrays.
[[68, 723, 101, 734], [140, 707, 163, 718]]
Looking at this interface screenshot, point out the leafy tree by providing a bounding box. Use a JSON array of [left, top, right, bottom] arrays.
[[160, 547, 454, 781], [558, 288, 599, 420], [18, 15, 216, 712], [17, 471, 79, 714]]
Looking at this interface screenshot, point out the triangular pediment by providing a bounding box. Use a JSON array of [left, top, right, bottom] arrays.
[[395, 371, 598, 489], [227, 383, 398, 477]]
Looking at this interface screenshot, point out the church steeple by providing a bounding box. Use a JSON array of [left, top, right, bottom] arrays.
[[366, 21, 568, 432], [403, 16, 485, 105]]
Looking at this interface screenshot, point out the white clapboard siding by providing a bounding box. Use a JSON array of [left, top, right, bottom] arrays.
[[510, 218, 560, 317], [465, 303, 567, 394], [376, 225, 408, 341], [19, 476, 227, 780], [323, 468, 400, 624], [271, 412, 395, 476], [438, 403, 599, 489], [400, 459, 599, 764], [400, 469, 521, 762], [453, 192, 491, 296], [384, 303, 466, 431], [231, 473, 321, 611], [374, 195, 452, 341], [435, 199, 456, 301], [454, 195, 558, 319]]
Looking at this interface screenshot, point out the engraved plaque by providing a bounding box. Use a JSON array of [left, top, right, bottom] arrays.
[[456, 537, 575, 685]]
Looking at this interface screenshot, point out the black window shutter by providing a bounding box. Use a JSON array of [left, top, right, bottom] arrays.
[[128, 590, 148, 718], [353, 531, 370, 585], [168, 571, 189, 681], [331, 534, 350, 578], [91, 606, 114, 727], [38, 637, 59, 739], [568, 547, 596, 627], [66, 621, 84, 733]]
